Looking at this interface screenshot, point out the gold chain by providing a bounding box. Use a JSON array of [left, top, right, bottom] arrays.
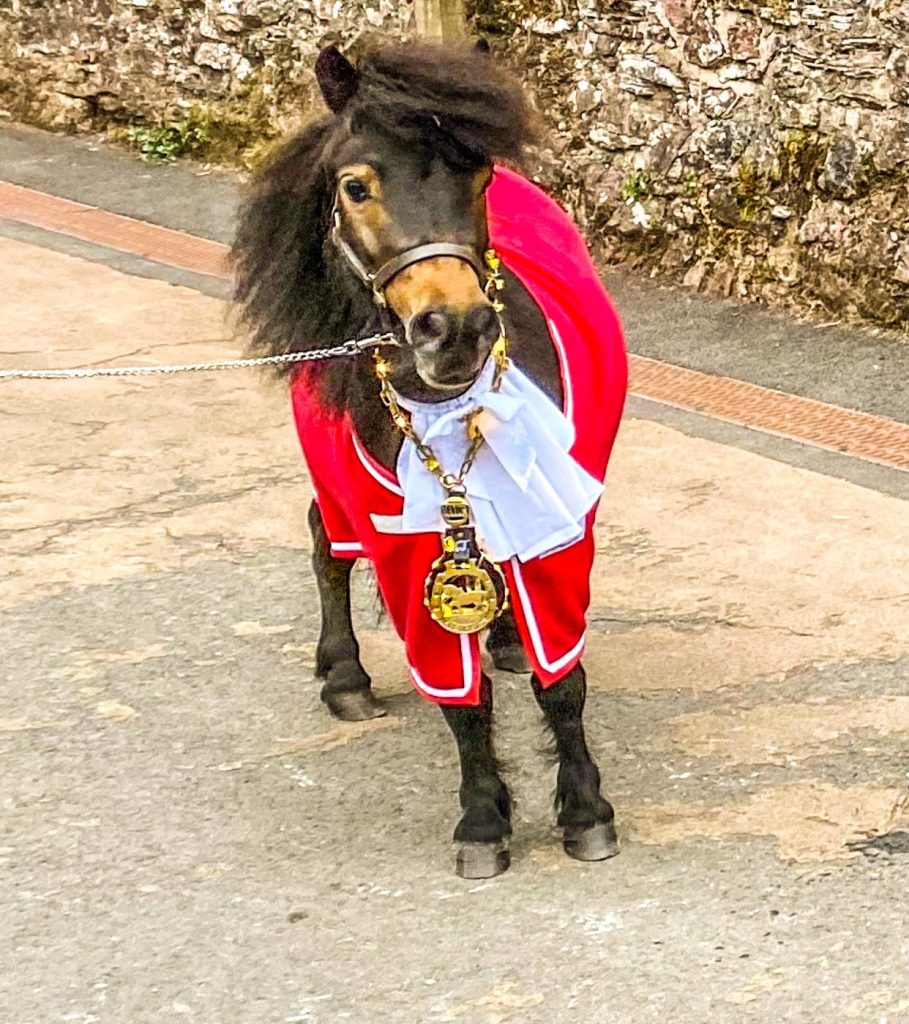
[[373, 249, 509, 494]]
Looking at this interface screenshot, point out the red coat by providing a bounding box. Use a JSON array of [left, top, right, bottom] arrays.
[[291, 167, 627, 705]]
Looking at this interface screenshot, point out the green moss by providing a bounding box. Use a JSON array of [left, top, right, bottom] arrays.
[[123, 119, 210, 163], [778, 130, 824, 186], [682, 171, 702, 196], [617, 223, 670, 259], [621, 171, 655, 203], [116, 95, 279, 168], [853, 154, 884, 198], [763, 0, 791, 20], [733, 158, 766, 220], [107, 66, 283, 169]]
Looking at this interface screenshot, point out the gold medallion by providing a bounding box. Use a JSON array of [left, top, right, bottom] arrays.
[[423, 490, 508, 634], [425, 554, 507, 634]]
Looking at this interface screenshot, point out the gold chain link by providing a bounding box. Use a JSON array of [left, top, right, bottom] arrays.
[[374, 249, 509, 493]]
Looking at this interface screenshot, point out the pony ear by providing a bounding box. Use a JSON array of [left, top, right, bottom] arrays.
[[474, 38, 492, 55], [315, 45, 359, 114]]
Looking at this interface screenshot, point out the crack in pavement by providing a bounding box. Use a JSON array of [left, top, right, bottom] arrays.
[[0, 470, 304, 547], [81, 334, 235, 366], [588, 608, 819, 639]]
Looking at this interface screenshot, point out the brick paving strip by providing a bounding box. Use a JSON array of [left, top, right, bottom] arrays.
[[631, 357, 909, 471], [0, 180, 227, 278], [2, 179, 907, 472]]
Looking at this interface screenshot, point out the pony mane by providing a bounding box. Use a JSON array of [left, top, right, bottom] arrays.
[[231, 42, 537, 406], [352, 43, 536, 169]]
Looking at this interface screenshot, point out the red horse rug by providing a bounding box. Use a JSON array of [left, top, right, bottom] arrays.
[[290, 167, 628, 705]]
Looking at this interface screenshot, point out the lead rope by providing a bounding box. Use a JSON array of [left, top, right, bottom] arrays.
[[0, 333, 401, 381]]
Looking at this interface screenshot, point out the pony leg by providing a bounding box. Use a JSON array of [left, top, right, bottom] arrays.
[[532, 664, 619, 861], [439, 675, 512, 878], [486, 610, 530, 674], [308, 501, 384, 721]]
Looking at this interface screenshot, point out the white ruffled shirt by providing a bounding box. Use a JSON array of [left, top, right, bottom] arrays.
[[369, 360, 603, 563]]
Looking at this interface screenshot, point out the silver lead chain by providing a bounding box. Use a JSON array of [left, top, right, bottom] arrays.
[[0, 333, 400, 381]]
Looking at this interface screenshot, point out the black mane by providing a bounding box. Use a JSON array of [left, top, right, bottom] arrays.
[[230, 43, 536, 406], [351, 44, 534, 170]]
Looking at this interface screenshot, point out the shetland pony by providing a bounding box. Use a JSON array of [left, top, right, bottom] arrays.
[[232, 43, 627, 877]]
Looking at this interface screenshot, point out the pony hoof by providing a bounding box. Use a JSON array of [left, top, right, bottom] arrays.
[[489, 643, 530, 674], [455, 843, 510, 879], [562, 822, 619, 862], [321, 688, 386, 721]]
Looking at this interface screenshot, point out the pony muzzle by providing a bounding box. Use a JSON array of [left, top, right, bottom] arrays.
[[385, 258, 499, 388]]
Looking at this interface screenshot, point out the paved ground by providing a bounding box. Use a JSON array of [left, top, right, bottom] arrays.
[[2, 126, 909, 1024]]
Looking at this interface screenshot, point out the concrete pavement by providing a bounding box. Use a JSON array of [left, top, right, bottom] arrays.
[[2, 128, 909, 1024]]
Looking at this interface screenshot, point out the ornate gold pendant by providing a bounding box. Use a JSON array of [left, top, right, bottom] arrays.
[[425, 554, 507, 634], [424, 495, 508, 635]]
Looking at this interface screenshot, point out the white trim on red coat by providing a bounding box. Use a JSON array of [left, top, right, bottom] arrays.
[[330, 541, 364, 554], [547, 317, 574, 425], [351, 432, 404, 496], [509, 558, 586, 674], [411, 634, 475, 700]]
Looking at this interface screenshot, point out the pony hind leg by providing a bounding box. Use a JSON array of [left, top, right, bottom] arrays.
[[533, 664, 619, 861], [308, 501, 384, 721], [440, 675, 512, 878], [486, 610, 530, 674]]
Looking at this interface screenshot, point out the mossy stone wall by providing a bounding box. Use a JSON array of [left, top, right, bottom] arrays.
[[472, 0, 909, 328]]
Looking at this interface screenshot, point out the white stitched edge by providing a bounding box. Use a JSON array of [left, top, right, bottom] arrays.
[[461, 633, 472, 691], [547, 316, 574, 426], [351, 433, 404, 496], [369, 513, 426, 535], [411, 634, 475, 699], [510, 558, 585, 674]]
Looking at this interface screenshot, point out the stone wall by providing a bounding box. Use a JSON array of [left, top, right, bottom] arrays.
[[0, 1, 416, 159], [472, 0, 909, 328], [2, 0, 908, 328]]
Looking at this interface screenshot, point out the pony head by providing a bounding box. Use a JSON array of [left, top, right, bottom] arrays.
[[232, 42, 536, 403]]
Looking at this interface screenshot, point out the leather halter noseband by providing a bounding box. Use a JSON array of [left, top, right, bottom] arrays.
[[330, 208, 485, 308]]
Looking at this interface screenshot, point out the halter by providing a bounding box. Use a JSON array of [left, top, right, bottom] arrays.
[[330, 207, 486, 309]]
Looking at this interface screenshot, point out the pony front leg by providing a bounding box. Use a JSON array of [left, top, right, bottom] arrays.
[[486, 610, 530, 674], [439, 675, 512, 878], [308, 501, 384, 721], [532, 664, 619, 861]]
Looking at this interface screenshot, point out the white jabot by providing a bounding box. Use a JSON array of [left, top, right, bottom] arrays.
[[372, 359, 603, 563]]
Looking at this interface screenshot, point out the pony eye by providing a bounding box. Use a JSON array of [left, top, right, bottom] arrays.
[[343, 179, 370, 203]]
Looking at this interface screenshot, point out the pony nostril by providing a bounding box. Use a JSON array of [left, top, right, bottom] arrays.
[[412, 309, 449, 344], [467, 304, 500, 345]]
